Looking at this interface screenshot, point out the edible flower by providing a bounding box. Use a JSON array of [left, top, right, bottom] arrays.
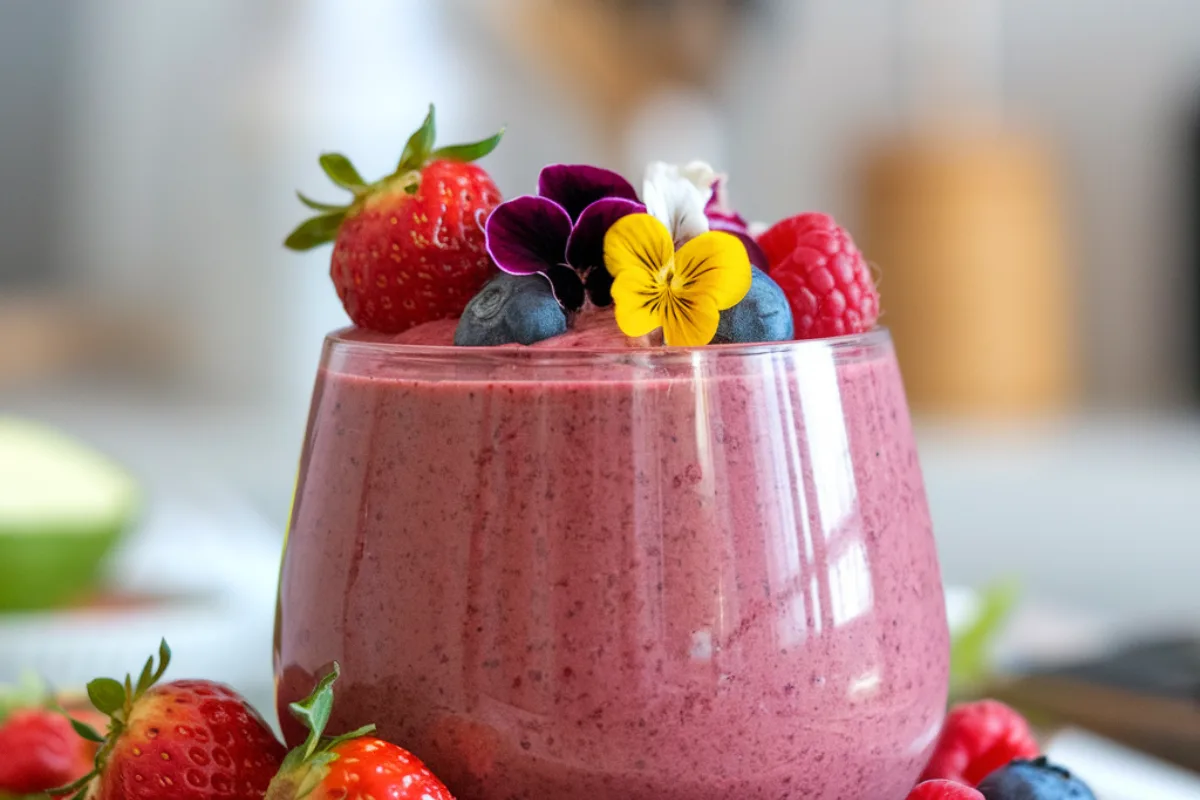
[[604, 213, 752, 346], [642, 160, 768, 270], [486, 164, 644, 309], [705, 175, 770, 271], [641, 160, 717, 248]]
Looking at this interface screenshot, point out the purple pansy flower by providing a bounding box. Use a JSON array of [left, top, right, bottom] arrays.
[[486, 164, 645, 310], [705, 177, 770, 272]]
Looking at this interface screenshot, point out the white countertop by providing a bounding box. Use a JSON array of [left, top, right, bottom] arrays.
[[918, 414, 1200, 630]]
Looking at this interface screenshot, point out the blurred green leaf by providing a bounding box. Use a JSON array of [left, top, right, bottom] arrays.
[[0, 671, 46, 721], [950, 579, 1020, 700]]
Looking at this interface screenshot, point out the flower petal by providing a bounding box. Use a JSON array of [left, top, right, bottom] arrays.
[[566, 197, 645, 271], [585, 265, 615, 308], [680, 161, 718, 194], [674, 230, 753, 311], [707, 221, 770, 272], [707, 207, 750, 231], [486, 195, 572, 275], [538, 164, 639, 221], [662, 291, 720, 347], [604, 213, 674, 280], [642, 162, 711, 247], [610, 268, 667, 338], [546, 263, 586, 312], [704, 175, 743, 221]]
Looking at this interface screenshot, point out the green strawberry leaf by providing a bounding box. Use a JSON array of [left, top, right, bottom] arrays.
[[69, 716, 104, 743], [296, 191, 347, 213], [397, 104, 437, 173], [86, 678, 125, 716], [280, 662, 378, 781], [151, 639, 171, 686], [134, 656, 155, 696], [285, 212, 346, 251], [322, 723, 377, 753], [318, 153, 366, 192], [432, 128, 505, 163], [285, 663, 341, 765]]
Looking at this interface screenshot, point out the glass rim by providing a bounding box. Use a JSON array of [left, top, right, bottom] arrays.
[[324, 325, 892, 366]]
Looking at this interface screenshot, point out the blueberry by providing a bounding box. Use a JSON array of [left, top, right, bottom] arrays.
[[454, 273, 567, 346], [978, 757, 1096, 800], [712, 267, 794, 344]]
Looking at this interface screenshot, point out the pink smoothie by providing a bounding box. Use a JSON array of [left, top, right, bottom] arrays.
[[276, 317, 948, 799]]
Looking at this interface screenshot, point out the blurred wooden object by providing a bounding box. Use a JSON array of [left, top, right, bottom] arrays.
[[0, 297, 85, 388], [858, 132, 1077, 418], [470, 0, 754, 155], [0, 295, 183, 390], [990, 634, 1200, 773]]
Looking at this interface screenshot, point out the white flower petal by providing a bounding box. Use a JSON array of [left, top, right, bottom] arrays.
[[643, 161, 712, 247], [681, 161, 718, 195]]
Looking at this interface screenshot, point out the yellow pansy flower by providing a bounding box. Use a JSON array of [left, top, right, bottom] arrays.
[[604, 213, 752, 346]]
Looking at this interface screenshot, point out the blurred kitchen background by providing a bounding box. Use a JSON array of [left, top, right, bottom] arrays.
[[1, 0, 1198, 789]]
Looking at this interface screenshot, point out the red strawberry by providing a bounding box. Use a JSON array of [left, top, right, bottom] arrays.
[[920, 700, 1041, 787], [286, 105, 504, 334], [758, 212, 880, 339], [906, 779, 985, 799], [266, 665, 454, 800], [56, 641, 286, 800], [0, 708, 94, 795]]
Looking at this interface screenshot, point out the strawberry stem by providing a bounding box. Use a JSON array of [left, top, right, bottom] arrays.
[[276, 664, 378, 776], [289, 664, 339, 762], [49, 639, 173, 798], [285, 103, 504, 252]]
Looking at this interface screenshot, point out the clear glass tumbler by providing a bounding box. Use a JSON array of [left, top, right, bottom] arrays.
[[276, 328, 948, 800]]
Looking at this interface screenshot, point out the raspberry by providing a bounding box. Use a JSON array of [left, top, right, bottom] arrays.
[[921, 700, 1041, 787], [907, 779, 986, 799], [757, 212, 879, 339]]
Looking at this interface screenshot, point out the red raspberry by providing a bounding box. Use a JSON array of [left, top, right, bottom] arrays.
[[907, 779, 985, 799], [757, 212, 879, 339], [921, 700, 1041, 786]]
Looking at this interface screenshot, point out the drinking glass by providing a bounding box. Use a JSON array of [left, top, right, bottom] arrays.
[[276, 327, 948, 800]]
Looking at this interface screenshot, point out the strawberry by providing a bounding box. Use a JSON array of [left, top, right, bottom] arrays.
[[286, 105, 505, 334], [55, 641, 286, 800], [266, 664, 454, 800], [0, 708, 94, 795], [0, 676, 99, 797], [920, 700, 1041, 787]]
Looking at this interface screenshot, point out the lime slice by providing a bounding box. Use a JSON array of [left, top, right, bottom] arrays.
[[0, 417, 139, 611]]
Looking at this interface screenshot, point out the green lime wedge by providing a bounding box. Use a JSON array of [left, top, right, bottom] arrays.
[[0, 417, 139, 611]]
